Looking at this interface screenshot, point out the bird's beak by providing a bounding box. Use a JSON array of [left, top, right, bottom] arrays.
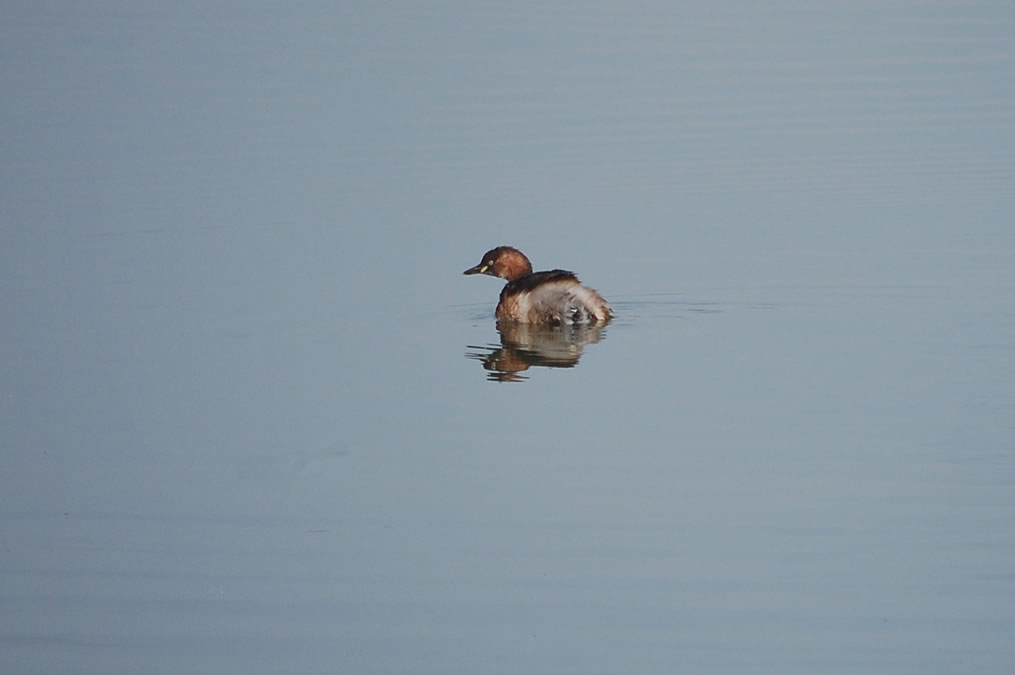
[[463, 263, 488, 275]]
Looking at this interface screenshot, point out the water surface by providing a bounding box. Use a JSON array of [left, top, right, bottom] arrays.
[[2, 2, 1014, 673]]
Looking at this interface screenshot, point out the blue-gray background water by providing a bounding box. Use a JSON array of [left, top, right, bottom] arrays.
[[2, 2, 1013, 673]]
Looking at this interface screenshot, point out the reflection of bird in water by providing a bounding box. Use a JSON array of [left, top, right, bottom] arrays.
[[466, 321, 609, 382], [463, 246, 612, 325]]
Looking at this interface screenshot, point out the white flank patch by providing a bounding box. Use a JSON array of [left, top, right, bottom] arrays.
[[515, 292, 533, 321], [568, 285, 610, 322]]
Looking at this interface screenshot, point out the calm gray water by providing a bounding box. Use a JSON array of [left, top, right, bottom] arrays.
[[2, 2, 1014, 673]]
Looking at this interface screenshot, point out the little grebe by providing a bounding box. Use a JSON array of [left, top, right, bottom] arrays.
[[463, 246, 612, 325]]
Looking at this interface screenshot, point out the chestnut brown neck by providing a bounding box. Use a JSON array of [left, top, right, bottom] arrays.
[[495, 249, 533, 281]]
